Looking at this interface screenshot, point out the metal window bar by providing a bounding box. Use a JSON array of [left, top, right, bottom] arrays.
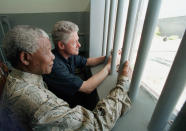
[[0, 20, 6, 63], [110, 0, 129, 74], [106, 0, 118, 58], [148, 30, 186, 131], [128, 0, 147, 64], [0, 16, 11, 64], [128, 0, 162, 102], [101, 0, 186, 130], [170, 101, 186, 131], [119, 0, 140, 68], [102, 0, 110, 56]]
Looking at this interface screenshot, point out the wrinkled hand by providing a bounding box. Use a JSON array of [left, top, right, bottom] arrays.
[[106, 49, 122, 73], [106, 55, 112, 73], [121, 61, 132, 78], [116, 49, 122, 72]]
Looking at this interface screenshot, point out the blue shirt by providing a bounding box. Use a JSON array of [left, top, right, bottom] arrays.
[[43, 49, 99, 110]]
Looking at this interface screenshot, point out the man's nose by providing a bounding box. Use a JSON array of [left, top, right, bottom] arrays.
[[51, 53, 55, 60], [77, 42, 81, 47]]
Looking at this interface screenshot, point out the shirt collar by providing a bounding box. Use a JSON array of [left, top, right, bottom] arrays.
[[53, 48, 72, 64], [10, 68, 43, 85]]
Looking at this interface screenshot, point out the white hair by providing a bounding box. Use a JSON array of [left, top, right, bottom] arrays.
[[52, 20, 79, 48], [2, 25, 49, 67]]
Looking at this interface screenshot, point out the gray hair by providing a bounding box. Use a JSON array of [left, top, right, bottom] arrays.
[[52, 21, 79, 48], [2, 25, 49, 67]]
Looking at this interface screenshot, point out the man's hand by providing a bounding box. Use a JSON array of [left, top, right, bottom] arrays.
[[105, 49, 122, 73], [105, 55, 112, 73], [121, 61, 132, 78], [116, 50, 121, 72], [110, 49, 121, 65], [116, 61, 132, 92]]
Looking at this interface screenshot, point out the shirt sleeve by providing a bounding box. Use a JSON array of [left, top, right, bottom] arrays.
[[32, 76, 131, 131], [4, 70, 131, 130], [74, 55, 87, 68]]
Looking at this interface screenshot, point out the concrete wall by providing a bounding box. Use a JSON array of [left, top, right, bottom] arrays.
[[0, 12, 90, 54], [0, 0, 90, 62], [0, 0, 90, 13]]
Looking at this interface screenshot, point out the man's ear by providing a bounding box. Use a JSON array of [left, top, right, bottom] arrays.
[[19, 51, 31, 65], [57, 41, 65, 50]]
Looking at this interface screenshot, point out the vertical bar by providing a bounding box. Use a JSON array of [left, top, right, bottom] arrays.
[[170, 102, 186, 131], [0, 20, 5, 36], [0, 20, 7, 64], [128, 0, 145, 63], [106, 0, 118, 58], [89, 0, 105, 57], [148, 30, 186, 131], [119, 0, 139, 66], [102, 0, 110, 56], [128, 0, 162, 102], [2, 16, 11, 31], [111, 0, 129, 74]]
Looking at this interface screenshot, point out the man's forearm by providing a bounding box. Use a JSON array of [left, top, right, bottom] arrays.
[[93, 75, 131, 129], [79, 64, 109, 94], [86, 56, 106, 66], [35, 72, 131, 131]]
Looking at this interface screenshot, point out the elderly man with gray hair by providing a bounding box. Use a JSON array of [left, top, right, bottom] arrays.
[[43, 21, 121, 110], [1, 25, 131, 130]]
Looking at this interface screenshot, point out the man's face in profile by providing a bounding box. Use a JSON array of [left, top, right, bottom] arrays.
[[63, 32, 81, 56], [27, 37, 55, 75]]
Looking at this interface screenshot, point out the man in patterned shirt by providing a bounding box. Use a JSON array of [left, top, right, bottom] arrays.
[[2, 25, 131, 130]]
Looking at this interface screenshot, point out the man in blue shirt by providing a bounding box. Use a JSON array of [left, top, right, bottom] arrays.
[[43, 21, 120, 110]]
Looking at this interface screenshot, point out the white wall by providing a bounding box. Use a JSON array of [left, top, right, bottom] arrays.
[[0, 0, 90, 14], [89, 0, 105, 57]]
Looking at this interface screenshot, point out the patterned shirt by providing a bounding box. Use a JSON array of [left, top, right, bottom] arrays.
[[2, 68, 131, 131]]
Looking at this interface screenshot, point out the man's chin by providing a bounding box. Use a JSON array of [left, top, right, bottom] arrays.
[[74, 52, 79, 55], [44, 68, 53, 74], [44, 70, 52, 75]]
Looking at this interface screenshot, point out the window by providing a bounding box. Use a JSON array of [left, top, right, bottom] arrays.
[[129, 0, 186, 112]]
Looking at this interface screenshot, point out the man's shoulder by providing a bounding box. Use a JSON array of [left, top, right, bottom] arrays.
[[72, 55, 86, 62], [53, 54, 66, 67], [52, 49, 66, 63], [48, 57, 68, 76], [72, 55, 87, 67], [5, 72, 37, 91], [3, 73, 40, 103], [73, 55, 85, 59]]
